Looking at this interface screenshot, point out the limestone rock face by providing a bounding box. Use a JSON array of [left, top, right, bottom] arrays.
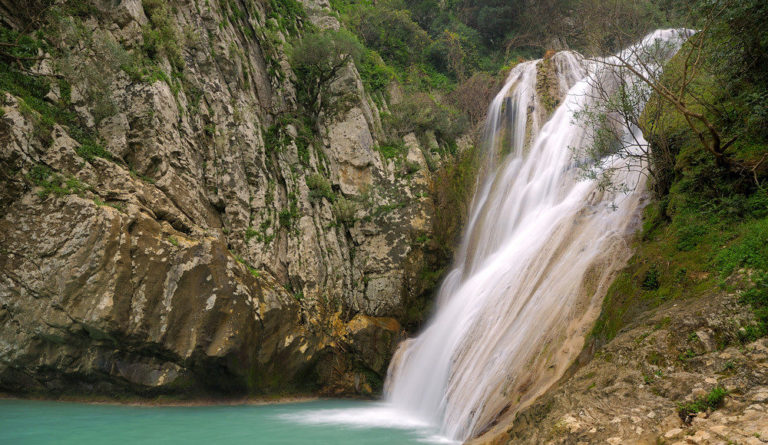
[[473, 291, 768, 445], [0, 194, 307, 394], [0, 0, 450, 397]]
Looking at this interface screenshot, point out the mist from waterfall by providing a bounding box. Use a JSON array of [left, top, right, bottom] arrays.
[[383, 29, 692, 441]]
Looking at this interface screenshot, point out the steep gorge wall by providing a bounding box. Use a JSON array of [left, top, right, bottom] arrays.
[[0, 0, 461, 398]]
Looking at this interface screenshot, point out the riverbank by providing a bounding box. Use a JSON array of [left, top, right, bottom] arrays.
[[0, 393, 322, 407]]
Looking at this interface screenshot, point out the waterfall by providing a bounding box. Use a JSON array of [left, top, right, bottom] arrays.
[[384, 30, 691, 441]]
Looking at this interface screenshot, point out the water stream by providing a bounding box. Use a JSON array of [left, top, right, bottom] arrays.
[[384, 29, 690, 441]]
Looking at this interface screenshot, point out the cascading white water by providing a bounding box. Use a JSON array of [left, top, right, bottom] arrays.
[[384, 30, 691, 441]]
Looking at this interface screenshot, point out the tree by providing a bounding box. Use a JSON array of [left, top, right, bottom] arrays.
[[449, 72, 502, 127], [572, 0, 767, 196], [573, 31, 695, 196], [288, 30, 362, 121]]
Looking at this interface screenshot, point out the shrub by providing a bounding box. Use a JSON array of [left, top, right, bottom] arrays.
[[739, 273, 768, 340], [28, 165, 88, 198], [714, 218, 768, 276], [265, 0, 309, 36], [347, 5, 429, 67], [332, 197, 356, 224], [376, 140, 408, 159], [306, 173, 334, 202], [141, 0, 184, 70], [641, 266, 660, 290], [76, 140, 112, 161], [677, 386, 728, 422], [385, 93, 468, 144], [449, 72, 503, 126]]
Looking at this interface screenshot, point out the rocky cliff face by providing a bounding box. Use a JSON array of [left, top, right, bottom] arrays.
[[0, 0, 460, 398]]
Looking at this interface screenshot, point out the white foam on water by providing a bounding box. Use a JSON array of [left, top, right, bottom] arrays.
[[277, 403, 459, 444], [277, 403, 430, 430]]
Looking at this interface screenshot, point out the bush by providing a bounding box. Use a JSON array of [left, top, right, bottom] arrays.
[[347, 4, 429, 67], [641, 266, 660, 290], [385, 92, 468, 144], [739, 273, 768, 339], [449, 72, 503, 126], [714, 218, 768, 276], [28, 164, 88, 198], [332, 197, 356, 224], [141, 0, 184, 70], [677, 386, 728, 422], [376, 140, 408, 159], [306, 173, 334, 202], [265, 0, 309, 36]]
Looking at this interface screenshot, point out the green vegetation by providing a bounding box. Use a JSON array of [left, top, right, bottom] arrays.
[[332, 197, 356, 225], [677, 386, 728, 421], [289, 29, 361, 120], [279, 195, 300, 228], [28, 165, 88, 198], [141, 0, 184, 70], [0, 24, 113, 161], [590, 0, 768, 347], [265, 0, 309, 37], [376, 141, 408, 160], [738, 273, 768, 341], [306, 173, 335, 202], [233, 254, 261, 279]]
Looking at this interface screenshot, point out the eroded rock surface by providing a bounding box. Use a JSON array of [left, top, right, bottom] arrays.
[[0, 0, 454, 397], [473, 292, 768, 444]]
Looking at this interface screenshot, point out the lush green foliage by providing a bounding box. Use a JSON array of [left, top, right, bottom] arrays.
[[266, 0, 309, 36], [384, 93, 468, 145], [289, 29, 362, 118]]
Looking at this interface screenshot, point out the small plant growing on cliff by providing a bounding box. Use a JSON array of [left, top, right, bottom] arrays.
[[28, 165, 88, 198], [141, 0, 184, 70], [677, 386, 728, 422], [244, 226, 258, 242], [641, 266, 660, 290], [737, 272, 768, 340], [332, 197, 356, 225], [306, 173, 334, 202], [376, 140, 408, 160]]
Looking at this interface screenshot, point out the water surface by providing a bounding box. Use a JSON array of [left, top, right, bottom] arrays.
[[0, 399, 451, 444]]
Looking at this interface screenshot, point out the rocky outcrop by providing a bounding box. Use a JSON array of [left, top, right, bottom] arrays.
[[0, 0, 454, 397], [473, 289, 768, 444]]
